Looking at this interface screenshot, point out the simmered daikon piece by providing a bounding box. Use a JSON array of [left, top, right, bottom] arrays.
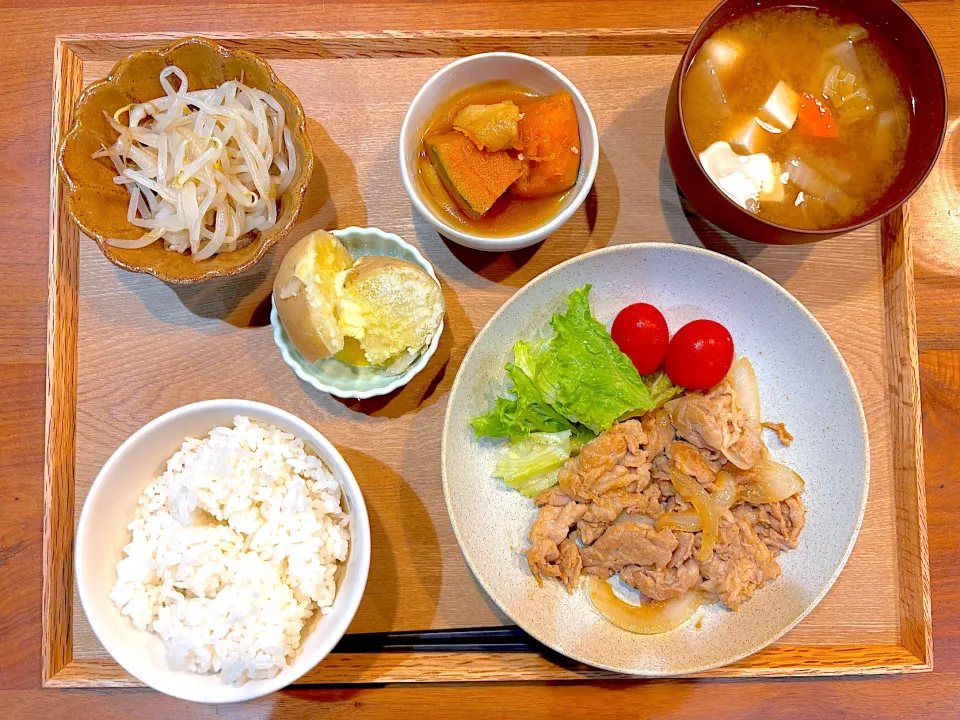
[[684, 35, 742, 122], [453, 101, 521, 152], [795, 192, 827, 222], [685, 54, 730, 118], [511, 91, 581, 199], [758, 81, 800, 131], [843, 24, 869, 42], [824, 39, 864, 82], [425, 132, 522, 218], [785, 157, 855, 216], [784, 156, 833, 198], [872, 109, 900, 163], [700, 37, 742, 76], [806, 156, 852, 186]]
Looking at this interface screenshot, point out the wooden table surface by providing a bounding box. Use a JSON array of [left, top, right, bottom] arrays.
[[2, 1, 958, 717]]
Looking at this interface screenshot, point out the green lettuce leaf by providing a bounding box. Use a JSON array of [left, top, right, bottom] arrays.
[[643, 370, 683, 408], [619, 371, 684, 422], [492, 431, 571, 496], [514, 471, 566, 498], [522, 286, 655, 432], [470, 364, 586, 441], [512, 337, 546, 379]]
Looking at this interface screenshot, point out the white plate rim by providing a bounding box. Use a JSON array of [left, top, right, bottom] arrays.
[[441, 241, 870, 676]]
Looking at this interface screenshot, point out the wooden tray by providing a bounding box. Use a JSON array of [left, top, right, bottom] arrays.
[[43, 30, 931, 687]]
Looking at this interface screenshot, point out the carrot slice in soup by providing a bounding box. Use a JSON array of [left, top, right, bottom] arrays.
[[797, 93, 839, 139]]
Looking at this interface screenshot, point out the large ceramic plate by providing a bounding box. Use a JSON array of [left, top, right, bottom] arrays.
[[441, 243, 869, 675]]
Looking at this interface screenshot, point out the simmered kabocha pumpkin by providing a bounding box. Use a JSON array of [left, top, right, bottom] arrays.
[[416, 81, 582, 236]]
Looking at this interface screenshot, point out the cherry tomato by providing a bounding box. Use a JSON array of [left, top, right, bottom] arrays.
[[611, 303, 669, 375], [665, 319, 734, 390]]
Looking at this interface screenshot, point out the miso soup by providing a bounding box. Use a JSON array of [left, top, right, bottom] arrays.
[[681, 7, 911, 230]]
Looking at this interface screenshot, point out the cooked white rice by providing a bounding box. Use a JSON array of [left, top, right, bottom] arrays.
[[109, 415, 350, 685]]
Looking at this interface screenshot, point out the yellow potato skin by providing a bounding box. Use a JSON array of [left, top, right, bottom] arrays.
[[273, 230, 352, 364]]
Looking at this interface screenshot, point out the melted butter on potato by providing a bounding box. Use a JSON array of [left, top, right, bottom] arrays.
[[335, 336, 371, 366]]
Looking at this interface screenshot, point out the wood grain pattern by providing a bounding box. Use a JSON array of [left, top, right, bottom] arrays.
[[45, 644, 930, 688], [43, 30, 926, 684], [41, 37, 83, 685], [881, 206, 933, 666], [2, 0, 960, 715], [73, 45, 905, 650], [62, 29, 695, 61]]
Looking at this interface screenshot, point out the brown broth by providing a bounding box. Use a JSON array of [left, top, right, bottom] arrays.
[[682, 7, 911, 230], [417, 81, 572, 237]]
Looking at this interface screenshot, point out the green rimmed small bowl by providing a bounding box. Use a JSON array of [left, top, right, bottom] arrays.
[[271, 227, 444, 399]]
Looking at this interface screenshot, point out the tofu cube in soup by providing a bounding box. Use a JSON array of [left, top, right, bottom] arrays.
[[729, 117, 773, 155], [758, 81, 800, 131], [700, 37, 742, 77]]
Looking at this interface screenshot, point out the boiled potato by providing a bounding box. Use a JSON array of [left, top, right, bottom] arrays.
[[273, 230, 353, 363], [336, 256, 444, 374]]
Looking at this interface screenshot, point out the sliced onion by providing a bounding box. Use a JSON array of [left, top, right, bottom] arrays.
[[655, 510, 701, 532], [589, 576, 702, 634], [728, 357, 760, 425], [671, 469, 719, 561], [712, 470, 737, 510], [656, 471, 737, 533], [731, 460, 804, 504]]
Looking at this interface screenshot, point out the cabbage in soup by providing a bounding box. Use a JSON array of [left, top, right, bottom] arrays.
[[681, 7, 911, 230]]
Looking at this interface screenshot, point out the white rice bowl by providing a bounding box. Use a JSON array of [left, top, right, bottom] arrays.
[[109, 416, 350, 685]]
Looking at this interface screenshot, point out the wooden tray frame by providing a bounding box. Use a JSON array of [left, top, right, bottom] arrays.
[[42, 30, 931, 687]]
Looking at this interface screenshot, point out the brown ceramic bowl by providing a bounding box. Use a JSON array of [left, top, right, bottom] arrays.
[[57, 37, 313, 283], [664, 0, 947, 245]]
